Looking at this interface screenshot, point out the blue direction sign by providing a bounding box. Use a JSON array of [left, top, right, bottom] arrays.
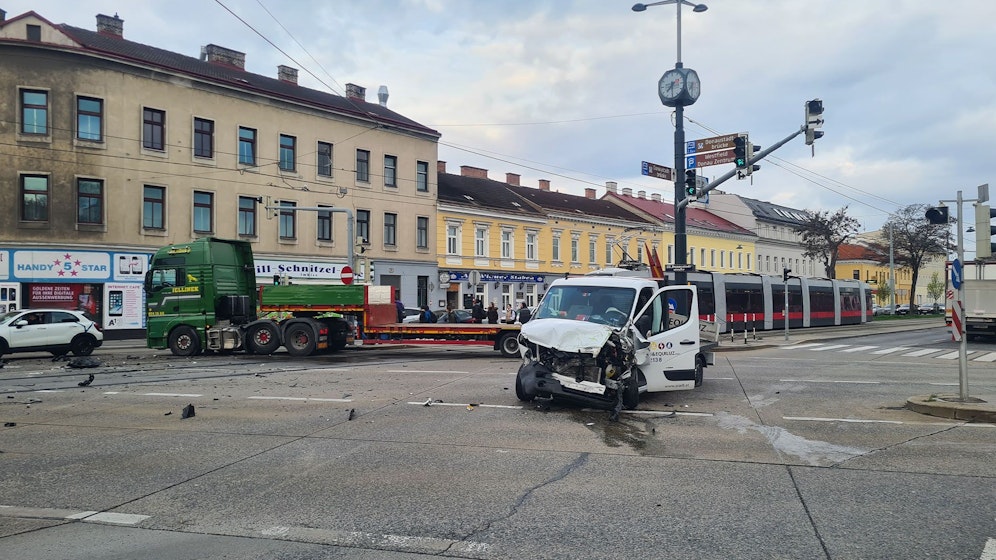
[[952, 258, 963, 289]]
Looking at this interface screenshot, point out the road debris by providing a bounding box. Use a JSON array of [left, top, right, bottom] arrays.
[[78, 374, 95, 387], [181, 404, 195, 419]]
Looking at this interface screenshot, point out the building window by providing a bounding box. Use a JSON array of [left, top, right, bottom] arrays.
[[475, 227, 488, 257], [279, 134, 296, 171], [20, 89, 48, 135], [527, 232, 537, 261], [317, 141, 333, 177], [194, 117, 214, 158], [238, 196, 256, 236], [605, 237, 614, 264], [416, 161, 429, 192], [143, 186, 165, 229], [417, 216, 429, 249], [447, 224, 459, 254], [77, 179, 103, 225], [76, 97, 103, 141], [589, 236, 597, 263], [384, 155, 397, 187], [356, 209, 370, 243], [26, 24, 41, 41], [193, 191, 213, 233], [571, 237, 579, 263], [552, 234, 561, 262], [384, 213, 397, 246], [279, 201, 296, 239], [356, 149, 370, 182], [317, 205, 332, 241], [20, 174, 49, 221], [238, 126, 256, 165], [142, 107, 165, 151], [501, 230, 513, 259]]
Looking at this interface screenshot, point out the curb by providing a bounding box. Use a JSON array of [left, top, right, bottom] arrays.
[[905, 395, 996, 423]]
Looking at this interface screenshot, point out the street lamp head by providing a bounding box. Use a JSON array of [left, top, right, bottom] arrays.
[[632, 3, 648, 11], [692, 4, 708, 12]]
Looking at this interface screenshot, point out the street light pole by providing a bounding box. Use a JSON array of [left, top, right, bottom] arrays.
[[632, 1, 707, 283]]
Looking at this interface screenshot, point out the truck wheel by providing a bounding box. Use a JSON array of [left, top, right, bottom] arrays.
[[284, 323, 317, 356], [70, 334, 97, 356], [499, 333, 520, 358], [169, 326, 202, 357], [247, 323, 281, 354], [693, 357, 704, 387], [622, 372, 640, 410]]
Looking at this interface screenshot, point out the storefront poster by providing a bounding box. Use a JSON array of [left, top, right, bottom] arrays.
[[12, 250, 111, 280], [112, 253, 149, 282], [103, 283, 145, 330]]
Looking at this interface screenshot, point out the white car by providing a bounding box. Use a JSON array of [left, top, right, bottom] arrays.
[[0, 309, 103, 358]]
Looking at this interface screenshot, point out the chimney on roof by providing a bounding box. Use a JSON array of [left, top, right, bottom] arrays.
[[437, 161, 446, 174], [277, 65, 298, 85], [622, 187, 633, 197], [345, 83, 366, 101], [95, 13, 123, 38], [538, 179, 551, 191], [506, 173, 520, 186], [605, 181, 618, 194], [377, 85, 389, 107], [585, 188, 596, 199], [651, 193, 662, 202], [1, 9, 7, 22], [460, 165, 488, 179], [203, 44, 245, 70], [637, 190, 646, 199]]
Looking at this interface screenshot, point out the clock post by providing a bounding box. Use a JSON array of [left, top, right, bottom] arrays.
[[632, 0, 707, 285]]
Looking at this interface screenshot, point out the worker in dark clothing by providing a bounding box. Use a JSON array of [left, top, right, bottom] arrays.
[[486, 302, 499, 324], [471, 299, 485, 323], [518, 302, 532, 324]]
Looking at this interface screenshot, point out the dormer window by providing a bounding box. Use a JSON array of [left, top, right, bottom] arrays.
[[26, 24, 41, 42]]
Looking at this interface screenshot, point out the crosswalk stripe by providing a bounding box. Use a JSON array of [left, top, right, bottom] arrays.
[[784, 343, 826, 350], [810, 344, 851, 351], [974, 353, 996, 362], [902, 348, 944, 357], [871, 347, 910, 354], [840, 345, 878, 353]]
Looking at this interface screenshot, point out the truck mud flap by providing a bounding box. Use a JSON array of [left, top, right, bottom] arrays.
[[518, 361, 617, 411]]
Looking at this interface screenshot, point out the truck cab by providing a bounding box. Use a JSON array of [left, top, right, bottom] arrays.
[[515, 275, 714, 418]]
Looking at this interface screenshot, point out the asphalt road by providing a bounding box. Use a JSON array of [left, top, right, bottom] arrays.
[[0, 330, 994, 560]]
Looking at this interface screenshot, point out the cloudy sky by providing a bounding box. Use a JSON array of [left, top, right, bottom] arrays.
[[7, 0, 995, 235]]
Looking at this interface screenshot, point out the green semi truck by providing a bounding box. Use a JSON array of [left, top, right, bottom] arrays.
[[145, 237, 354, 356]]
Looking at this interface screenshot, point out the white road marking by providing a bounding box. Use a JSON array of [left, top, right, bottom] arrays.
[[841, 345, 878, 353], [902, 348, 944, 357], [783, 343, 827, 350], [34, 389, 64, 393], [780, 379, 880, 384], [974, 353, 996, 362], [407, 401, 522, 409], [784, 416, 994, 428], [981, 537, 996, 560], [0, 505, 149, 526], [143, 392, 203, 398], [247, 396, 352, 403], [871, 347, 911, 354], [387, 370, 469, 374], [406, 401, 713, 417], [936, 351, 975, 360], [810, 344, 851, 351]]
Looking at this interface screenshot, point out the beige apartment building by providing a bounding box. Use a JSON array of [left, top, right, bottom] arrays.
[[0, 10, 440, 335]]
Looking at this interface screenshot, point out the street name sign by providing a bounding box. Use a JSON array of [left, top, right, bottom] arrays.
[[686, 133, 742, 154], [685, 148, 736, 169], [641, 161, 674, 182]]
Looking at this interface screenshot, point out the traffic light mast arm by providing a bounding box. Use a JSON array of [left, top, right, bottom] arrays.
[[678, 126, 804, 211]]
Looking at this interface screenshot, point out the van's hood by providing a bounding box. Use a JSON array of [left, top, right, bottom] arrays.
[[520, 318, 614, 356]]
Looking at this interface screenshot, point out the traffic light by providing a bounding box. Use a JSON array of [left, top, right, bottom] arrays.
[[684, 170, 697, 197], [974, 203, 996, 259], [741, 142, 761, 177], [805, 99, 825, 145], [272, 273, 280, 286], [783, 267, 791, 282], [924, 206, 948, 224], [733, 135, 748, 169]]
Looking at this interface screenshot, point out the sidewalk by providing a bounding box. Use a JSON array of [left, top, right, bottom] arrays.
[[710, 318, 996, 423]]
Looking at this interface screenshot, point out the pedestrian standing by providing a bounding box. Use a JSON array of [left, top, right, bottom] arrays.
[[518, 302, 532, 324], [504, 304, 515, 324], [486, 302, 499, 324]]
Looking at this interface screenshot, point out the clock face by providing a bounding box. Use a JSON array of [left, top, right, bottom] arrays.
[[659, 70, 684, 101], [685, 71, 701, 101]]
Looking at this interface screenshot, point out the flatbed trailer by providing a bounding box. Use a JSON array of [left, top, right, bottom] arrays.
[[258, 284, 522, 357]]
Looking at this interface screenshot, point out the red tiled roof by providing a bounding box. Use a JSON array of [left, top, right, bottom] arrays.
[[604, 192, 755, 236]]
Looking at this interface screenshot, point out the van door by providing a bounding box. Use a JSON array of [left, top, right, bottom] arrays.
[[632, 286, 699, 391]]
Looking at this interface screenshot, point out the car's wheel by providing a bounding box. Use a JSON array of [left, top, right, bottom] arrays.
[[622, 371, 641, 410], [284, 323, 317, 356], [70, 335, 97, 356], [515, 369, 535, 402], [0, 338, 8, 358], [498, 333, 520, 358], [246, 323, 281, 354], [168, 326, 202, 357]]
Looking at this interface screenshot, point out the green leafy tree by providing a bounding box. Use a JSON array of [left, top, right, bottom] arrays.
[[793, 206, 861, 278], [926, 272, 944, 304], [876, 281, 893, 306]]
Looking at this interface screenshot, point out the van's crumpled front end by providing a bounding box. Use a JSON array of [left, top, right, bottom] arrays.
[[516, 318, 638, 420]]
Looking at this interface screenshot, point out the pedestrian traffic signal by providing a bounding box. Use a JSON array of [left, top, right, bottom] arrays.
[[974, 203, 996, 259], [733, 135, 748, 169], [684, 170, 697, 197], [805, 99, 825, 145]]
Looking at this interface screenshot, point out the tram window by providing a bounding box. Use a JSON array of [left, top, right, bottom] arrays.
[[810, 287, 834, 313], [726, 283, 764, 314], [695, 282, 716, 315]]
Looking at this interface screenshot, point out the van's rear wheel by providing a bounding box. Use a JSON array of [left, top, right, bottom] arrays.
[[693, 357, 704, 387], [622, 372, 640, 410]]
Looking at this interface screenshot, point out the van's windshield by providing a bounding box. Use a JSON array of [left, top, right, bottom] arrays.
[[534, 286, 636, 327]]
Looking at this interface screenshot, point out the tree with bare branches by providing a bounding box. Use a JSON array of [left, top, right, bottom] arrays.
[[868, 204, 948, 308], [793, 207, 861, 278]]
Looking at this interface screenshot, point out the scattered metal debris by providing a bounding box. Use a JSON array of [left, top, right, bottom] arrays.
[[78, 373, 95, 387], [181, 404, 195, 419]]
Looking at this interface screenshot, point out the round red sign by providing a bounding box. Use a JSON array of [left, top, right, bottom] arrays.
[[340, 265, 354, 285]]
